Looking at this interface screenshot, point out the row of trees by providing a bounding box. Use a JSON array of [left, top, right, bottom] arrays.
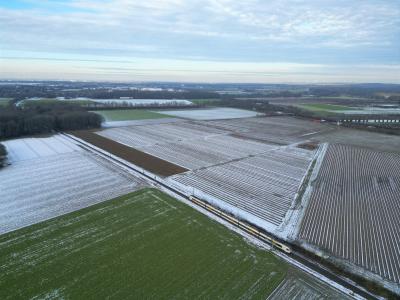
[[0, 143, 6, 168], [0, 102, 102, 139]]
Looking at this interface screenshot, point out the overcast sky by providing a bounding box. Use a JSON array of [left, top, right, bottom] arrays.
[[0, 0, 399, 83]]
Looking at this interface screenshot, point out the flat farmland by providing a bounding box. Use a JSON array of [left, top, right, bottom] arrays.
[[102, 118, 183, 128], [139, 135, 274, 170], [158, 107, 261, 120], [170, 147, 314, 234], [0, 98, 11, 106], [0, 135, 142, 234], [94, 109, 180, 128], [95, 119, 315, 234], [310, 127, 400, 154], [97, 122, 275, 170], [268, 269, 352, 300], [298, 103, 351, 111], [201, 116, 400, 154], [201, 117, 332, 145], [0, 189, 287, 299], [94, 109, 171, 121], [3, 135, 81, 162], [72, 130, 188, 176], [299, 144, 400, 284], [98, 121, 225, 147]]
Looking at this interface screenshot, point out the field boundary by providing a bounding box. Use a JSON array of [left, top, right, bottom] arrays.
[[284, 143, 328, 241]]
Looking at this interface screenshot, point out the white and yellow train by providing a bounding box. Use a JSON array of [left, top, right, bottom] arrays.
[[189, 196, 292, 254]]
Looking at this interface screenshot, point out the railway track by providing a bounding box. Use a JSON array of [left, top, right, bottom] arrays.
[[62, 132, 379, 300]]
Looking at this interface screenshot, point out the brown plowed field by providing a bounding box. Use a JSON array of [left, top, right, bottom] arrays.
[[72, 130, 188, 177]]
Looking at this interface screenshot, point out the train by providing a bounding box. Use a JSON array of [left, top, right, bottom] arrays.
[[189, 196, 292, 254]]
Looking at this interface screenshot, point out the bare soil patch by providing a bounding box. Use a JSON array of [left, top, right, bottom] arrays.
[[297, 142, 319, 150], [72, 130, 188, 177]]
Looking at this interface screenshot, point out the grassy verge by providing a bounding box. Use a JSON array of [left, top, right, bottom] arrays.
[[0, 188, 287, 299], [0, 99, 11, 107], [93, 109, 171, 121], [191, 99, 221, 106]]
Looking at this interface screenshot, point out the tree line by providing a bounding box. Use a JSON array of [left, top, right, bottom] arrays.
[[0, 143, 6, 168], [0, 102, 102, 139]]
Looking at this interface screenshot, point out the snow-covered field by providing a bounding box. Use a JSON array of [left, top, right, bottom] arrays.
[[0, 135, 143, 234], [98, 122, 274, 170], [3, 135, 80, 163], [299, 144, 400, 285], [139, 135, 274, 170], [102, 118, 183, 128], [268, 270, 352, 300], [200, 116, 330, 145], [97, 120, 315, 236], [169, 146, 314, 236], [157, 108, 261, 120]]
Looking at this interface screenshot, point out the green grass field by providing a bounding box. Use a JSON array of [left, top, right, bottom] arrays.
[[0, 188, 287, 299], [0, 98, 11, 107], [94, 109, 171, 121], [298, 103, 352, 111], [191, 99, 221, 105]]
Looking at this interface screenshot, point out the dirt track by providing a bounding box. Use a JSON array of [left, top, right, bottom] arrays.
[[72, 130, 188, 177]]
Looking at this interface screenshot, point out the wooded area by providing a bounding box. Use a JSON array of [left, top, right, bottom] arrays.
[[0, 143, 6, 167], [0, 102, 102, 139]]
